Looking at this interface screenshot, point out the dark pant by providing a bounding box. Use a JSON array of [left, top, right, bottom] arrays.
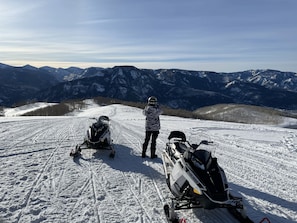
[[142, 131, 159, 157]]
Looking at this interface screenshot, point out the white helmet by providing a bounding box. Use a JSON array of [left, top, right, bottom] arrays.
[[148, 96, 157, 106]]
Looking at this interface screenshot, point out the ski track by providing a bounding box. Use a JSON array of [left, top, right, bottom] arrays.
[[0, 104, 296, 223]]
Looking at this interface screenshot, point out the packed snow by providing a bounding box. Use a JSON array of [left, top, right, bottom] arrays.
[[0, 102, 296, 223], [3, 103, 57, 117]]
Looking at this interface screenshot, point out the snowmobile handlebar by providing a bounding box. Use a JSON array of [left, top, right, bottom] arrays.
[[199, 140, 213, 145], [192, 140, 213, 149]]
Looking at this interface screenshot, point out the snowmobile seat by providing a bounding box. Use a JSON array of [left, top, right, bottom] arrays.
[[168, 143, 185, 159], [168, 131, 186, 142], [174, 142, 188, 154]]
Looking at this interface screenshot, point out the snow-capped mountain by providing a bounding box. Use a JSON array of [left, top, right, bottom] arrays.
[[227, 69, 297, 92], [1, 63, 297, 110]]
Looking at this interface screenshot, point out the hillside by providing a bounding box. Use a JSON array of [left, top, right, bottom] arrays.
[[0, 103, 296, 223], [3, 100, 297, 129], [194, 104, 297, 127]]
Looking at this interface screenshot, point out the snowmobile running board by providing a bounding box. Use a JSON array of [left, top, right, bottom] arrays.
[[164, 199, 254, 223]]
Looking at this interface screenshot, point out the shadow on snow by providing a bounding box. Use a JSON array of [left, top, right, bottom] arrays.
[[72, 143, 165, 182]]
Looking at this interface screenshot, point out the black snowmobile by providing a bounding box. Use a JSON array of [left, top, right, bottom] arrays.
[[162, 131, 253, 223], [70, 115, 115, 158]]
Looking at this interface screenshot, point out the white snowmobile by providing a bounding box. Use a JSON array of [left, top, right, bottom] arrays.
[[162, 131, 253, 223], [70, 115, 115, 158]]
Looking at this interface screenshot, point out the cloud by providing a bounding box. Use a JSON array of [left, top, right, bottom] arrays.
[[0, 0, 297, 72]]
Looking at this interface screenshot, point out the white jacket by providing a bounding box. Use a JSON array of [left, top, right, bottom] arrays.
[[143, 104, 163, 131]]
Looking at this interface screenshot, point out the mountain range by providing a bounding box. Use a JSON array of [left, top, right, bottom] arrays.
[[0, 62, 297, 110]]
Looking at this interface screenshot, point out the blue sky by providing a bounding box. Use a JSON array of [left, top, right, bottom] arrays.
[[1, 0, 296, 72]]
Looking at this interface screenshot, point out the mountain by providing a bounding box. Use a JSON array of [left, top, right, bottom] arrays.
[[0, 64, 59, 106], [194, 103, 297, 125], [35, 66, 297, 110], [40, 66, 87, 81], [1, 63, 297, 110], [226, 69, 297, 92], [36, 66, 235, 110]]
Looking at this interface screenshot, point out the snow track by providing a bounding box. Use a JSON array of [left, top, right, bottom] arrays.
[[0, 104, 296, 223]]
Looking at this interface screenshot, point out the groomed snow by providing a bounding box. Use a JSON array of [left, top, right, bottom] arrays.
[[3, 103, 57, 117], [0, 103, 296, 223]]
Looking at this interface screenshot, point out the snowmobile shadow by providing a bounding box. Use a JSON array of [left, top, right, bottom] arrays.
[[72, 153, 84, 165], [188, 181, 295, 223], [72, 148, 113, 166], [190, 182, 295, 223], [228, 183, 296, 223]]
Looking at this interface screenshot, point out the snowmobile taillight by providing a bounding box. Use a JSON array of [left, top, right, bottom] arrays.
[[193, 188, 201, 195]]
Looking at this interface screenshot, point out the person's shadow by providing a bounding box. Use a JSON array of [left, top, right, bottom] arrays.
[[101, 144, 165, 180], [73, 143, 165, 181]]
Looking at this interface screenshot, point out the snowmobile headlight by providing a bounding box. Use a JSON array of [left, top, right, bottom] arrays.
[[193, 188, 201, 195]]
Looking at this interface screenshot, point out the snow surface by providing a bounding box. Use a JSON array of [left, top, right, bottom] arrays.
[[0, 102, 297, 223], [3, 103, 57, 117]]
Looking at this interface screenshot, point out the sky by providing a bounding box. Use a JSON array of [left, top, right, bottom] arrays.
[[0, 0, 297, 72]]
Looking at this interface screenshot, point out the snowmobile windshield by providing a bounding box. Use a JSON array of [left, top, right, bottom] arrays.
[[168, 131, 186, 142], [174, 142, 189, 154], [98, 116, 110, 126], [192, 150, 213, 170]]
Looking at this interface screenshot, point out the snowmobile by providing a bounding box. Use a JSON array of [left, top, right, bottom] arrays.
[[70, 115, 115, 158], [162, 131, 253, 223]]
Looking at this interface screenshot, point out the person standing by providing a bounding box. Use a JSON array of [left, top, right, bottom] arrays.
[[142, 96, 163, 158]]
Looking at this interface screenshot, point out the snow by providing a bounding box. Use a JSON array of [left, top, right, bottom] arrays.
[[3, 102, 57, 117], [0, 103, 297, 223]]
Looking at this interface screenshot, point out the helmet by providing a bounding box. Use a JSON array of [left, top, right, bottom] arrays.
[[148, 96, 157, 106]]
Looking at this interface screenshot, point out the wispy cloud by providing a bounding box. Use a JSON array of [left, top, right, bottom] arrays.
[[0, 0, 297, 72]]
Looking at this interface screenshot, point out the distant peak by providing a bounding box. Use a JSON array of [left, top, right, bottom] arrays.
[[113, 65, 138, 70], [22, 64, 38, 70], [0, 62, 12, 69]]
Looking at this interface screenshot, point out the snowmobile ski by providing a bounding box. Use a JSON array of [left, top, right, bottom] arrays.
[[70, 145, 81, 157], [228, 208, 254, 223], [163, 204, 179, 223]]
